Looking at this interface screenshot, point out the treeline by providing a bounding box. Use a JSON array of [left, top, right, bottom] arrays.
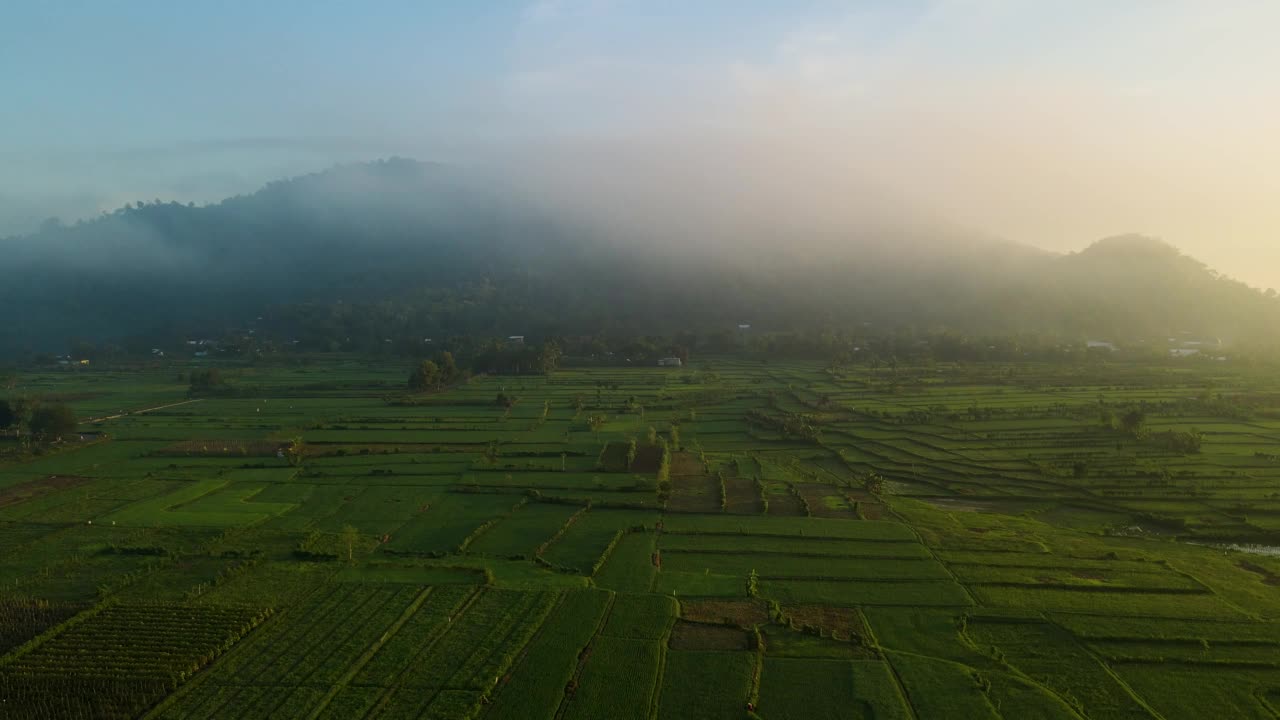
[[0, 398, 79, 447], [406, 340, 564, 389]]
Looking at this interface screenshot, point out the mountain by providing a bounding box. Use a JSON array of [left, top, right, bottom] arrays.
[[1, 159, 1276, 357]]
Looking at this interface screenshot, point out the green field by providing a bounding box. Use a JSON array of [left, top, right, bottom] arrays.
[[2, 357, 1280, 718]]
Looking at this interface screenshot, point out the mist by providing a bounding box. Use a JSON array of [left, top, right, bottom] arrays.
[[2, 1, 1278, 291]]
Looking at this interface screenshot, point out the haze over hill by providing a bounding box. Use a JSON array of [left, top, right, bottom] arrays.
[[1, 158, 1276, 357], [6, 2, 1280, 291]]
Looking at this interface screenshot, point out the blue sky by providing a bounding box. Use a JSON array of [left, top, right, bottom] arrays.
[[2, 1, 1278, 287]]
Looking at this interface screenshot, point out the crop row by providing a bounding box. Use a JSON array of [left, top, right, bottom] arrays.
[[0, 598, 84, 655], [0, 673, 175, 720], [5, 603, 269, 682]]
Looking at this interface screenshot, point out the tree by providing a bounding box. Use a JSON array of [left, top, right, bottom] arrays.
[[189, 368, 224, 393], [1120, 409, 1147, 438], [0, 399, 14, 430], [29, 402, 77, 443], [434, 351, 457, 381], [6, 396, 33, 447], [339, 524, 360, 562], [409, 360, 440, 391]]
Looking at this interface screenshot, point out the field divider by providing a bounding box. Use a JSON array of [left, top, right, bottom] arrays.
[[304, 586, 436, 720], [553, 592, 618, 720], [363, 586, 487, 718], [476, 592, 571, 718], [646, 623, 672, 720], [0, 598, 112, 669], [457, 497, 530, 553], [141, 582, 341, 720], [535, 502, 592, 560], [1044, 616, 1172, 720], [257, 586, 402, 716], [860, 618, 920, 720]]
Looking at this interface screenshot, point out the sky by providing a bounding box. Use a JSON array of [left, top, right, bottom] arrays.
[[2, 0, 1278, 288]]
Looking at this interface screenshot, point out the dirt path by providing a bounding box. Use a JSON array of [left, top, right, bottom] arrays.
[[87, 398, 204, 424]]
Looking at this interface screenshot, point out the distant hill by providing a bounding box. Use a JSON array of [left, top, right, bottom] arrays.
[[1, 158, 1276, 356]]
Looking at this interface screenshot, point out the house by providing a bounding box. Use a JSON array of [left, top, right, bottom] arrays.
[[508, 335, 525, 345], [1086, 340, 1117, 352], [657, 357, 683, 367]]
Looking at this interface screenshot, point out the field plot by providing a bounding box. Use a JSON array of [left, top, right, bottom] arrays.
[[964, 618, 1157, 720], [3, 603, 267, 719], [561, 636, 664, 720], [657, 650, 753, 720], [484, 589, 611, 720], [465, 502, 580, 558], [385, 493, 523, 555], [2, 359, 1280, 718], [757, 657, 860, 720]]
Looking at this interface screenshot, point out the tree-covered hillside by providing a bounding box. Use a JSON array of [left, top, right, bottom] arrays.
[[2, 158, 1277, 357]]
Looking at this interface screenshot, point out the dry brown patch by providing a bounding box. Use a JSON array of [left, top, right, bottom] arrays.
[[723, 477, 763, 514], [681, 599, 770, 627], [668, 474, 722, 513], [766, 491, 806, 517], [669, 451, 704, 476], [627, 445, 664, 473], [0, 476, 91, 508], [780, 605, 872, 644], [668, 621, 752, 651]]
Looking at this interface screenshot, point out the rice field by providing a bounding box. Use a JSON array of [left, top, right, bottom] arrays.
[[1, 357, 1279, 717]]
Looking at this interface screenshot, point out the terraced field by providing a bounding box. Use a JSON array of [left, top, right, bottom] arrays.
[[1, 357, 1279, 718]]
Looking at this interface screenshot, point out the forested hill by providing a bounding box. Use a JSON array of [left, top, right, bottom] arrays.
[[1, 158, 1277, 356]]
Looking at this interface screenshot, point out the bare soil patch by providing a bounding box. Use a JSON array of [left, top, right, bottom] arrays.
[[723, 477, 763, 514], [766, 491, 806, 517], [668, 474, 722, 513], [668, 621, 752, 651], [0, 475, 91, 508], [669, 451, 704, 476], [681, 599, 770, 627], [780, 604, 874, 647]]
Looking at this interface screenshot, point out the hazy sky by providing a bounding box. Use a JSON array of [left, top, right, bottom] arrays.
[[3, 0, 1278, 288]]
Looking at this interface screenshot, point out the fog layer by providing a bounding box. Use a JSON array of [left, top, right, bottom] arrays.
[[2, 1, 1277, 288]]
